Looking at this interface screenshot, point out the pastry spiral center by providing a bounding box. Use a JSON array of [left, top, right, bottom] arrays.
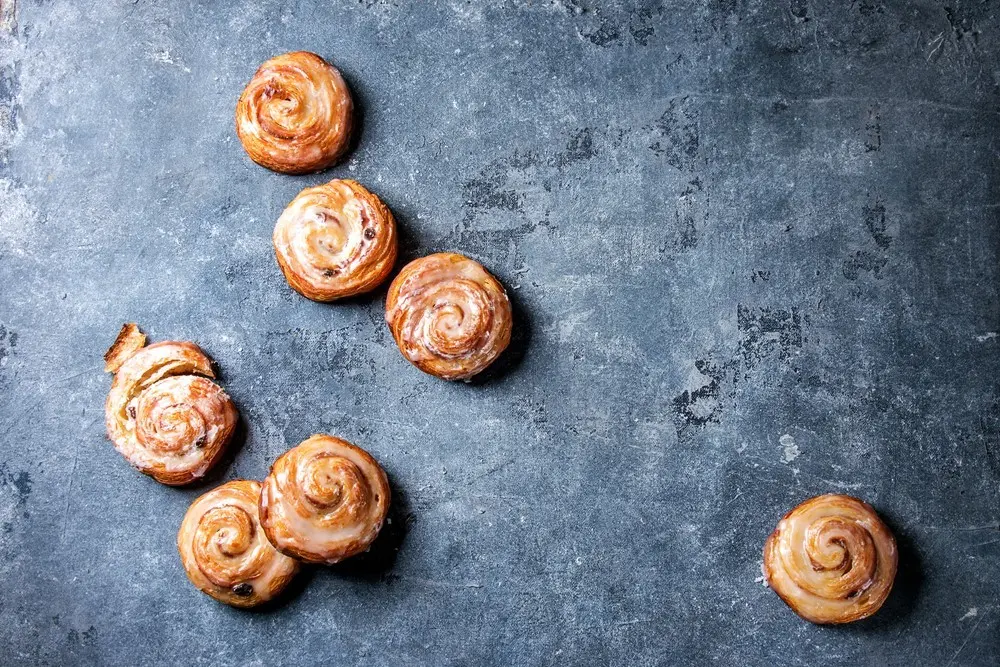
[[422, 281, 491, 357], [787, 516, 877, 599], [135, 388, 208, 455], [255, 69, 319, 139], [298, 210, 361, 272], [298, 453, 370, 514], [193, 505, 264, 588]]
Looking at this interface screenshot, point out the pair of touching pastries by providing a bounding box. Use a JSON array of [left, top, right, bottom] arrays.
[[178, 435, 390, 607], [104, 327, 389, 608], [237, 52, 513, 381], [273, 178, 513, 381]]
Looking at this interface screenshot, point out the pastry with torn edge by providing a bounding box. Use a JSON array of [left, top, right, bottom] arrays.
[[104, 323, 237, 486]]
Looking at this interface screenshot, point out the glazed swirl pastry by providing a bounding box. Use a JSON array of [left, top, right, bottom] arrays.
[[764, 494, 898, 624], [273, 179, 398, 301], [235, 51, 353, 174], [178, 480, 299, 608], [259, 435, 390, 564], [104, 324, 238, 486], [385, 252, 512, 380]]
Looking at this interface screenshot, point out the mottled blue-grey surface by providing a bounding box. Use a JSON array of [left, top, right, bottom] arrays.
[[1, 0, 999, 665]]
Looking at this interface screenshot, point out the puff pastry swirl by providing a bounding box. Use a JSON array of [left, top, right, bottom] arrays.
[[273, 179, 398, 301], [104, 325, 238, 486], [385, 252, 512, 380], [259, 435, 390, 564], [236, 51, 353, 174], [178, 480, 299, 608], [764, 494, 898, 624]]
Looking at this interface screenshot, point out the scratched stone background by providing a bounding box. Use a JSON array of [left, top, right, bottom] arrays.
[[1, 0, 999, 665]]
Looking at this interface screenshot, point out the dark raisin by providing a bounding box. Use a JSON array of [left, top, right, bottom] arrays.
[[193, 436, 206, 449], [364, 228, 376, 240], [323, 269, 337, 277], [232, 583, 253, 597], [127, 406, 136, 419]]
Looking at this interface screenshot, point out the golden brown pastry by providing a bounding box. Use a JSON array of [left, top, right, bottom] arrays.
[[104, 325, 238, 486], [385, 252, 512, 381], [235, 51, 353, 174], [273, 179, 398, 301], [178, 480, 299, 608], [763, 494, 898, 624], [259, 435, 390, 564]]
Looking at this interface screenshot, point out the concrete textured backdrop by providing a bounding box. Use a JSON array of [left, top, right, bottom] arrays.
[[1, 0, 999, 665]]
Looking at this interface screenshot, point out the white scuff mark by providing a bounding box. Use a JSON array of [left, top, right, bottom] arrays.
[[150, 49, 191, 73], [755, 560, 768, 587], [780, 434, 800, 463], [961, 607, 978, 620], [0, 178, 38, 257], [975, 332, 997, 342], [557, 308, 594, 343]]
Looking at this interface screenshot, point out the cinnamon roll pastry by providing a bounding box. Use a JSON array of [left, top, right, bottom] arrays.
[[259, 435, 390, 564], [273, 179, 398, 301], [235, 51, 353, 174], [104, 325, 238, 486], [385, 252, 513, 381], [763, 494, 898, 624], [178, 480, 299, 608]]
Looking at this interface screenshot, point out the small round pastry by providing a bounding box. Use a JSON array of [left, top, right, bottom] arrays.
[[385, 252, 513, 381], [273, 179, 398, 301], [104, 325, 238, 486], [259, 435, 390, 564], [235, 51, 354, 174], [178, 480, 300, 608], [763, 494, 898, 624]]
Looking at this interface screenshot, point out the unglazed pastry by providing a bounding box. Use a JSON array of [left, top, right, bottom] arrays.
[[178, 480, 299, 608], [385, 252, 512, 380], [259, 435, 390, 564], [235, 51, 353, 174], [104, 324, 238, 486], [763, 494, 898, 624], [273, 179, 397, 301]]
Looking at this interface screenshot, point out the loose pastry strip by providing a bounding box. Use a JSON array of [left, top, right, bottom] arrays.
[[273, 179, 397, 301], [236, 51, 354, 174], [385, 252, 513, 381], [104, 324, 238, 486], [259, 434, 390, 564], [763, 494, 897, 624], [178, 480, 299, 608]]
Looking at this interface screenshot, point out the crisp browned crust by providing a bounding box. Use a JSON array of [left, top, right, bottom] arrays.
[[273, 179, 398, 301], [259, 435, 390, 565], [103, 323, 147, 373], [235, 51, 353, 174]]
